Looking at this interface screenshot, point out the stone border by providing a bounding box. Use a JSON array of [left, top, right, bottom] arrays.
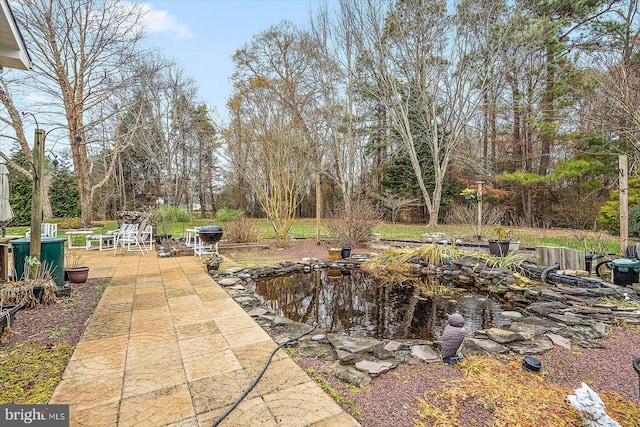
[[209, 254, 640, 384]]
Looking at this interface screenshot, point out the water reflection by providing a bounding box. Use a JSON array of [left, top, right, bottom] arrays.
[[247, 269, 508, 340]]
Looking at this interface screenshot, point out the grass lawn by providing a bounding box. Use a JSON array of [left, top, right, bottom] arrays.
[[6, 218, 625, 255]]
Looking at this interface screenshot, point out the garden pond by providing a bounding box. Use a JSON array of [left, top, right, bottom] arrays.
[[246, 269, 512, 341]]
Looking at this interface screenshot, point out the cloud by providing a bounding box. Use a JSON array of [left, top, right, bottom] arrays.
[[139, 3, 194, 40]]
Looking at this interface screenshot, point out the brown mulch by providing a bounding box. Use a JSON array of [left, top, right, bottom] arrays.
[[1, 278, 106, 348]]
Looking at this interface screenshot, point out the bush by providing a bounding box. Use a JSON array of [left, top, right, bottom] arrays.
[[222, 218, 260, 243], [51, 217, 83, 230], [151, 206, 190, 235], [445, 204, 505, 226], [216, 207, 245, 222], [598, 178, 640, 235], [325, 197, 381, 247], [629, 203, 640, 237]]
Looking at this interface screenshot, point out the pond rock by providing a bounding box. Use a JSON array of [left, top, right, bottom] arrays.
[[507, 336, 554, 354], [484, 328, 533, 344], [323, 362, 371, 388], [411, 345, 440, 363], [355, 359, 396, 376], [218, 277, 242, 286], [328, 334, 383, 355], [462, 337, 510, 355]]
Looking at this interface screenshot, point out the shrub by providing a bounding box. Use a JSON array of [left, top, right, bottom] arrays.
[[151, 206, 190, 235], [445, 204, 505, 226], [51, 217, 83, 230], [325, 197, 381, 247], [597, 178, 640, 234], [216, 207, 245, 222], [629, 203, 640, 237], [222, 218, 260, 243]]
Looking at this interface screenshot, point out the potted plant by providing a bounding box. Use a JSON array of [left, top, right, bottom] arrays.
[[204, 253, 223, 272], [460, 187, 476, 200], [488, 224, 511, 257], [64, 254, 90, 284]]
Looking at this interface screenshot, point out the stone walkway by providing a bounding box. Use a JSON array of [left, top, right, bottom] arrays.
[[49, 249, 359, 427]]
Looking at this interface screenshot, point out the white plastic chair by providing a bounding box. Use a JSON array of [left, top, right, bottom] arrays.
[[25, 223, 58, 238], [112, 223, 139, 255]]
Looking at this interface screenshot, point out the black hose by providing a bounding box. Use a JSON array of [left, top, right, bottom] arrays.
[[541, 263, 560, 285], [212, 323, 318, 427]]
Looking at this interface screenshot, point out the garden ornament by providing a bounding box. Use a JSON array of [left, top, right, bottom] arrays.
[[567, 383, 621, 427], [441, 312, 466, 364]]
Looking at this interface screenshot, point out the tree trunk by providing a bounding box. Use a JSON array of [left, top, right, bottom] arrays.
[[538, 47, 556, 176]]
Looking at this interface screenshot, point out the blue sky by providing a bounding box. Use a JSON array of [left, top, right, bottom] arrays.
[[142, 0, 325, 118]]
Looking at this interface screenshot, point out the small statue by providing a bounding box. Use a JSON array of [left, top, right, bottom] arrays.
[[441, 312, 466, 364], [567, 383, 621, 427]]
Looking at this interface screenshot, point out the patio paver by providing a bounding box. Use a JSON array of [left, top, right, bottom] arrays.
[[49, 249, 360, 427]]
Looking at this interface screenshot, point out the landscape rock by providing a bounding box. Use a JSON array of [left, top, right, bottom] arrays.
[[328, 334, 383, 355], [484, 327, 533, 343], [355, 359, 396, 376], [298, 340, 336, 359], [545, 333, 572, 350], [507, 336, 554, 354], [324, 362, 371, 388], [462, 338, 509, 355], [383, 340, 402, 352], [411, 345, 440, 363]]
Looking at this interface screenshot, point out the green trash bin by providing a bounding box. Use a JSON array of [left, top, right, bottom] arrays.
[[10, 237, 65, 287], [610, 258, 640, 287]]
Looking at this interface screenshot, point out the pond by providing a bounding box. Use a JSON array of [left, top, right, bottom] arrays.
[[247, 269, 512, 341]]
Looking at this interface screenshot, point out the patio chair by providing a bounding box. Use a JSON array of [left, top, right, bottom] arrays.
[[112, 223, 139, 255], [115, 220, 153, 255], [25, 223, 58, 238]]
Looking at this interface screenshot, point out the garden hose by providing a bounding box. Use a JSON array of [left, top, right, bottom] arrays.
[[211, 323, 318, 427]]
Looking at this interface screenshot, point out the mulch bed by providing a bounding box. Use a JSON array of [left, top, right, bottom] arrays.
[[1, 278, 106, 347]]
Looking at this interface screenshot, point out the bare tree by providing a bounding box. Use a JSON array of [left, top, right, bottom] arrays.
[[0, 78, 54, 218], [377, 190, 417, 223], [226, 22, 320, 245], [346, 0, 507, 226], [309, 4, 369, 206], [8, 0, 149, 226]]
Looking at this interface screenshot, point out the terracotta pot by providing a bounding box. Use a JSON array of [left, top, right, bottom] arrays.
[[65, 266, 90, 284]]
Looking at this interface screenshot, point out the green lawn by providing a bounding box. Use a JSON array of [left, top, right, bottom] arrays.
[[6, 218, 624, 255]]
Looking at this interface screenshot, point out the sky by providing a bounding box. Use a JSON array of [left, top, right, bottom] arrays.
[[142, 0, 325, 119], [0, 0, 326, 155]]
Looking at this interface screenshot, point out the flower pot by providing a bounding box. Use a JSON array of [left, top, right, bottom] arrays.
[[206, 264, 220, 272], [341, 247, 352, 259], [65, 266, 90, 284], [488, 239, 510, 257], [328, 248, 341, 261]]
